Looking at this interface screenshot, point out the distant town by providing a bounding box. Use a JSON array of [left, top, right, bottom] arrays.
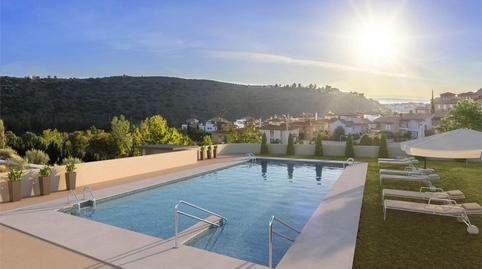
[[181, 89, 482, 144]]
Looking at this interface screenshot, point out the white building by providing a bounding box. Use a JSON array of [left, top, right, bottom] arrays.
[[327, 119, 364, 136], [199, 120, 218, 133], [259, 124, 299, 144]]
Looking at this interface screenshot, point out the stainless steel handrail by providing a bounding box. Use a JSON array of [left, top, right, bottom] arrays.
[[246, 152, 256, 162], [82, 186, 96, 208], [268, 216, 301, 269], [67, 190, 80, 208], [344, 157, 355, 168], [174, 200, 227, 248]]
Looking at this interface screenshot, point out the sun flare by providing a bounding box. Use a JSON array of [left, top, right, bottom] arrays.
[[352, 19, 405, 67]]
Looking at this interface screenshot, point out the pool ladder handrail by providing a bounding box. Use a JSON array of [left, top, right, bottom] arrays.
[[268, 215, 301, 269], [174, 200, 227, 248], [67, 186, 96, 209], [343, 157, 355, 168], [246, 152, 256, 162]]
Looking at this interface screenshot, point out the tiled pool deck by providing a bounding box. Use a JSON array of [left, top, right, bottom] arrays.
[[0, 156, 367, 269]]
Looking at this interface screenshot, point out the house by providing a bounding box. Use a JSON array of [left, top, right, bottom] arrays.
[[199, 117, 234, 133], [259, 123, 299, 144], [327, 119, 365, 136], [199, 121, 217, 133], [374, 112, 433, 138], [181, 118, 200, 130], [290, 119, 328, 142]]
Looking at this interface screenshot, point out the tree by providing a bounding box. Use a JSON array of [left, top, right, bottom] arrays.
[[0, 119, 5, 149], [286, 134, 295, 155], [372, 135, 380, 146], [227, 128, 240, 143], [66, 131, 91, 160], [41, 129, 65, 148], [45, 142, 62, 164], [133, 115, 189, 146], [437, 99, 482, 132], [85, 131, 117, 161], [111, 115, 133, 157], [5, 131, 23, 154], [22, 132, 45, 154], [314, 133, 323, 156], [345, 134, 354, 158], [240, 124, 261, 143], [332, 126, 345, 141], [378, 134, 389, 158], [358, 134, 373, 145], [260, 133, 269, 154]]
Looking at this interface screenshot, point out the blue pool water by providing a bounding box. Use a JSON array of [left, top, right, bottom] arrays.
[[69, 159, 344, 266]]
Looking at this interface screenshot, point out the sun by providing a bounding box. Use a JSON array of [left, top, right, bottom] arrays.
[[352, 19, 405, 66]]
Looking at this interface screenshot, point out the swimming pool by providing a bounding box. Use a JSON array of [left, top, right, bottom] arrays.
[[67, 158, 344, 267]]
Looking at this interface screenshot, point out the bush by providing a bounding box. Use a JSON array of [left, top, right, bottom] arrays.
[[260, 133, 269, 154], [25, 149, 50, 165], [286, 134, 295, 155], [345, 134, 354, 158], [62, 156, 82, 165], [7, 168, 23, 181], [39, 165, 52, 176], [378, 134, 389, 158], [358, 134, 372, 145], [0, 147, 19, 160], [314, 133, 323, 156]]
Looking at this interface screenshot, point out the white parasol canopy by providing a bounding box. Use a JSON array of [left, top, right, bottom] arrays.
[[401, 128, 482, 159]]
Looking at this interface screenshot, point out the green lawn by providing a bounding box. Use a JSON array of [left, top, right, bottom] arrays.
[[259, 154, 482, 269]]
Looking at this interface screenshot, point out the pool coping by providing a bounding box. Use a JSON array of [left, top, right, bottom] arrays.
[[0, 157, 367, 269]]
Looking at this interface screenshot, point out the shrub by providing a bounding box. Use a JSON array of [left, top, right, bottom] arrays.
[[39, 165, 52, 176], [378, 134, 389, 158], [0, 147, 19, 160], [314, 133, 323, 156], [203, 135, 212, 150], [358, 134, 372, 145], [25, 149, 50, 165], [286, 134, 295, 155], [7, 168, 23, 181], [345, 134, 354, 158], [260, 133, 269, 154], [62, 157, 82, 173], [373, 135, 380, 146]]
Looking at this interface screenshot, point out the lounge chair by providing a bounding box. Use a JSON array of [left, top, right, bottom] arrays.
[[383, 198, 482, 234], [382, 187, 466, 202], [378, 158, 419, 166], [379, 167, 435, 176], [379, 173, 440, 186]]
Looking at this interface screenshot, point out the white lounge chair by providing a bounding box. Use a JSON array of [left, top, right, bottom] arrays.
[[382, 187, 466, 202], [378, 158, 419, 166], [383, 199, 481, 234], [379, 173, 440, 186], [379, 167, 435, 176]]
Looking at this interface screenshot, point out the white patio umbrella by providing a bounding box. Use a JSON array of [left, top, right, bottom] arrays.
[[400, 128, 482, 167]]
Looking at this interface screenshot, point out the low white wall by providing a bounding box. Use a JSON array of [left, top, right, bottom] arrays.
[[0, 149, 198, 202], [216, 143, 260, 154]]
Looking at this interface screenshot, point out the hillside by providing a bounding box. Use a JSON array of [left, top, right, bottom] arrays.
[[0, 76, 386, 133]]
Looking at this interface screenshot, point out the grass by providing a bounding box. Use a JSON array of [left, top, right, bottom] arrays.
[[259, 154, 482, 269]]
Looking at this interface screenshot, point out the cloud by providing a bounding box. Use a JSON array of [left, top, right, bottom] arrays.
[[202, 50, 421, 79]]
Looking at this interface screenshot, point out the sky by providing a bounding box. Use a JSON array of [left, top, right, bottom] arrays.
[[1, 0, 481, 100]]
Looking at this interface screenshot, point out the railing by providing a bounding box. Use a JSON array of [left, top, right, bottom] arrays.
[[67, 186, 96, 209], [246, 152, 256, 163], [268, 216, 301, 269], [344, 157, 355, 168], [174, 200, 227, 248]]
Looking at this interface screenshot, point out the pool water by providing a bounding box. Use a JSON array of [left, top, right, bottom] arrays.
[[70, 159, 343, 266]]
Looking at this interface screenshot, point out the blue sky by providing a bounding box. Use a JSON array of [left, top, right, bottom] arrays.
[[1, 0, 481, 99]]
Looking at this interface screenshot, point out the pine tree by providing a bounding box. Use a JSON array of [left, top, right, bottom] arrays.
[[286, 134, 295, 155], [378, 134, 389, 158], [314, 133, 323, 156], [345, 134, 354, 158], [260, 133, 269, 154]]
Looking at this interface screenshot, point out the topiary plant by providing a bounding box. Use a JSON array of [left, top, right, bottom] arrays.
[[314, 133, 324, 156], [286, 134, 295, 155], [345, 134, 354, 158], [260, 133, 269, 154], [378, 134, 389, 158]]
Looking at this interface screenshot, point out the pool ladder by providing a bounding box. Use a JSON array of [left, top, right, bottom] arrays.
[[246, 152, 256, 163], [67, 186, 96, 209], [343, 157, 355, 168], [174, 200, 227, 248], [268, 216, 301, 269]]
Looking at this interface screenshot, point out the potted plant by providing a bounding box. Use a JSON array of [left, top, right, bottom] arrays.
[[38, 165, 51, 195], [7, 168, 23, 202], [207, 144, 212, 159], [65, 161, 77, 190], [199, 146, 205, 160], [213, 145, 218, 158]]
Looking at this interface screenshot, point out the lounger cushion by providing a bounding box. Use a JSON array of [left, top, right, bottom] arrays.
[[384, 200, 465, 215], [462, 203, 482, 214], [446, 190, 464, 197]]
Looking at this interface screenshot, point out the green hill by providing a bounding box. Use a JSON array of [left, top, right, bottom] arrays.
[[0, 76, 386, 133]]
